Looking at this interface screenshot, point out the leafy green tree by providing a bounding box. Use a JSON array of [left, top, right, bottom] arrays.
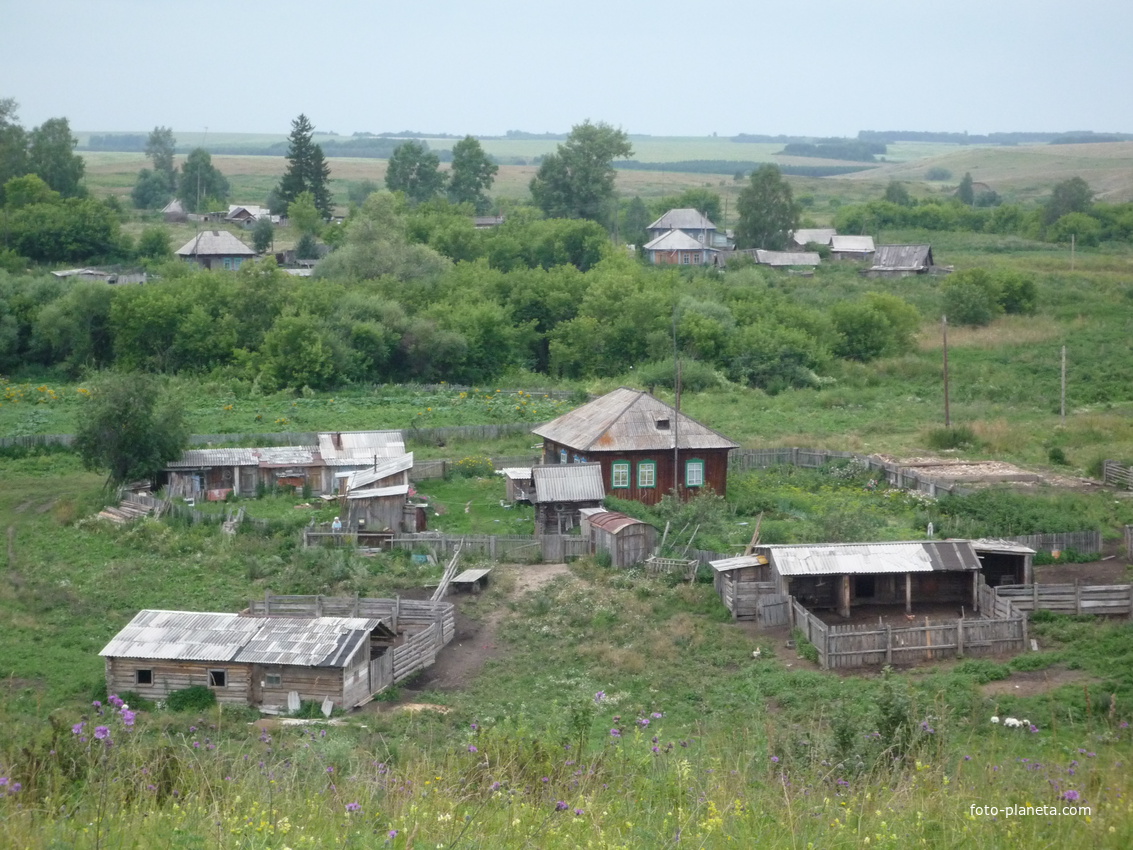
[[3, 174, 58, 208], [28, 117, 85, 197], [447, 136, 497, 212], [830, 294, 920, 361], [178, 148, 229, 212], [259, 313, 341, 390], [347, 179, 380, 207], [145, 126, 177, 190], [1043, 176, 1093, 226], [0, 98, 30, 204], [74, 372, 189, 488], [623, 196, 650, 247], [276, 114, 334, 218], [30, 282, 116, 374], [884, 180, 912, 206], [252, 216, 274, 253], [131, 168, 173, 209], [942, 269, 1001, 326], [136, 225, 172, 260], [957, 172, 974, 205], [735, 165, 799, 249], [288, 190, 322, 236], [1047, 211, 1102, 246], [8, 197, 123, 262], [295, 232, 320, 260], [529, 121, 633, 221], [654, 188, 722, 224], [385, 141, 446, 204]]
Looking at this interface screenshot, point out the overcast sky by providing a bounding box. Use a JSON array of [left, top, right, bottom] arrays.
[[5, 0, 1130, 138]]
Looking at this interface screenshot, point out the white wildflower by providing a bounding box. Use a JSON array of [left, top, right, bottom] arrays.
[[990, 716, 1000, 724]]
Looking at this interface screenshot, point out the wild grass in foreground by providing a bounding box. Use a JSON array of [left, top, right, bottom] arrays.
[[1, 687, 1130, 849]]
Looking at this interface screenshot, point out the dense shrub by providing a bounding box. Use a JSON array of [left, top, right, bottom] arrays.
[[166, 685, 217, 712]]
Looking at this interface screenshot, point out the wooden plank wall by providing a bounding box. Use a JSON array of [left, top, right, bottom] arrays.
[[996, 582, 1133, 617]]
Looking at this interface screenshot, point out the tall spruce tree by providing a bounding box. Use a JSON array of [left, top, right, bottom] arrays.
[[276, 114, 333, 218]]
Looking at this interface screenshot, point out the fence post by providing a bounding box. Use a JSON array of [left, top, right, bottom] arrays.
[[885, 625, 892, 665], [1032, 582, 1039, 610], [315, 595, 323, 617], [1075, 579, 1082, 616], [956, 618, 964, 658], [264, 590, 271, 616]]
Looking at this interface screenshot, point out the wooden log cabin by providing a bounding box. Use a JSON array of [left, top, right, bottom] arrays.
[[100, 610, 396, 712], [532, 387, 738, 506]]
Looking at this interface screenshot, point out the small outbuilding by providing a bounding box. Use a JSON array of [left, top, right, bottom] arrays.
[[864, 244, 936, 277], [709, 554, 773, 619], [969, 538, 1035, 586], [100, 609, 397, 712], [531, 462, 605, 533], [830, 235, 876, 260], [496, 467, 534, 503], [342, 453, 415, 532], [580, 508, 658, 567], [790, 228, 836, 249]]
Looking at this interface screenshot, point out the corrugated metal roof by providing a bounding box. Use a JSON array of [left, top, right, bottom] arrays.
[[347, 453, 413, 490], [175, 230, 256, 257], [318, 430, 405, 462], [167, 448, 263, 469], [347, 484, 410, 500], [643, 229, 712, 251], [532, 387, 739, 453], [968, 538, 1037, 555], [791, 228, 836, 246], [587, 510, 648, 534], [647, 208, 717, 232], [831, 235, 875, 252], [869, 244, 933, 271], [765, 541, 980, 576], [756, 250, 821, 267], [496, 467, 532, 480], [709, 554, 768, 573], [532, 463, 605, 503], [100, 610, 393, 667], [99, 611, 261, 661]]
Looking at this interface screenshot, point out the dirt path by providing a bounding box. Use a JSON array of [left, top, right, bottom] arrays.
[[395, 562, 572, 696]]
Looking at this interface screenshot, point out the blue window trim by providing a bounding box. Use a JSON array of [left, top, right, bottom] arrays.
[[637, 460, 657, 489], [685, 458, 705, 487]]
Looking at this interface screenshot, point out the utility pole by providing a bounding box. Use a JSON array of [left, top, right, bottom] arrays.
[[1060, 345, 1067, 426], [942, 315, 951, 427]]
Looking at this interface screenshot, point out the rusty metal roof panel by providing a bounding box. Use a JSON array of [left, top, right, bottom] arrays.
[[765, 541, 979, 576], [532, 387, 738, 453], [587, 510, 647, 534], [532, 463, 605, 503]]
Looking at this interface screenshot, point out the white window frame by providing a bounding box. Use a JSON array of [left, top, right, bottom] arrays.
[[637, 461, 656, 489], [685, 459, 705, 487], [611, 461, 630, 489]]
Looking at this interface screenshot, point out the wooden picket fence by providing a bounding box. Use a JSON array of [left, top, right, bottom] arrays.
[[1103, 460, 1133, 490]]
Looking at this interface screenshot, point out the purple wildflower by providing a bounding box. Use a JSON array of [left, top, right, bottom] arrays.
[[9, 783, 20, 793], [94, 726, 110, 740], [651, 712, 663, 719], [575, 808, 584, 816], [555, 801, 569, 811], [389, 829, 399, 839], [0, 779, 6, 786], [770, 756, 779, 763], [468, 745, 478, 753], [72, 722, 85, 735], [121, 710, 136, 727], [964, 755, 972, 761], [490, 781, 501, 791], [594, 691, 606, 704], [345, 802, 362, 813], [92, 700, 102, 709], [470, 722, 479, 731], [610, 728, 621, 738], [637, 718, 650, 728], [1063, 790, 1081, 802]]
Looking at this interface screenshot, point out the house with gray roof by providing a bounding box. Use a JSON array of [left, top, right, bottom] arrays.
[[865, 244, 937, 277], [100, 609, 397, 711], [175, 230, 258, 270], [830, 234, 876, 260], [532, 387, 738, 505], [644, 207, 732, 265], [790, 228, 837, 249], [643, 228, 720, 266]]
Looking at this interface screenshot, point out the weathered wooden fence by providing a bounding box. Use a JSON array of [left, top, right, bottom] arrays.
[[248, 594, 456, 688], [996, 582, 1133, 617], [1103, 460, 1133, 490], [756, 593, 791, 627], [385, 532, 587, 563], [819, 616, 1026, 669], [1004, 531, 1101, 554], [410, 456, 540, 482], [790, 599, 829, 668]]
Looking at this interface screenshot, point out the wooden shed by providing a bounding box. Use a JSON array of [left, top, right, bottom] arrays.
[[864, 244, 936, 277], [970, 538, 1035, 586], [496, 467, 534, 503], [100, 610, 396, 712], [830, 235, 876, 261], [709, 554, 772, 619], [532, 387, 738, 506], [342, 454, 414, 532], [531, 463, 605, 534], [580, 509, 658, 567]]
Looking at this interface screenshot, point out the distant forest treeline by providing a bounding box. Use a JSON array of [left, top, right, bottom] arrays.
[[615, 160, 874, 177], [84, 135, 456, 161], [857, 130, 1133, 145]]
